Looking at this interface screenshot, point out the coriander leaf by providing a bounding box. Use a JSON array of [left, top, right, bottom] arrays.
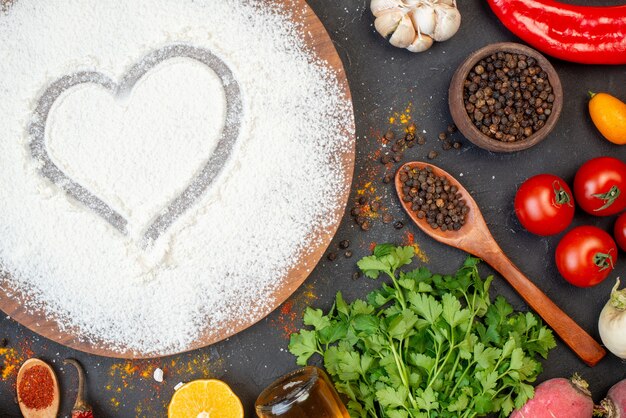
[[415, 387, 439, 411], [518, 357, 541, 380], [514, 382, 535, 409], [387, 309, 418, 340], [447, 392, 469, 412], [318, 321, 348, 345], [351, 299, 375, 316], [524, 312, 538, 331], [335, 350, 361, 381], [509, 348, 525, 370], [501, 337, 517, 359], [409, 352, 436, 374], [371, 292, 391, 307], [398, 277, 416, 291], [335, 292, 350, 316], [403, 266, 432, 282], [303, 307, 330, 331], [386, 410, 409, 418], [362, 333, 387, 353], [346, 400, 367, 418], [379, 354, 404, 388], [474, 394, 495, 414], [483, 274, 494, 296], [324, 346, 342, 374], [288, 330, 319, 366], [390, 245, 415, 270], [474, 342, 501, 370], [533, 327, 557, 358], [497, 394, 515, 417], [463, 256, 481, 268], [417, 282, 434, 293], [352, 314, 379, 336], [457, 334, 478, 360], [360, 353, 374, 375], [357, 256, 389, 279], [476, 370, 498, 392], [409, 371, 422, 387], [408, 292, 443, 324], [377, 386, 408, 409], [373, 243, 395, 258], [442, 293, 470, 328], [334, 381, 358, 401]]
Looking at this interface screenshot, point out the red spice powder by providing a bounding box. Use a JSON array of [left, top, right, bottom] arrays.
[[72, 411, 94, 418], [18, 365, 54, 410], [276, 300, 298, 338]]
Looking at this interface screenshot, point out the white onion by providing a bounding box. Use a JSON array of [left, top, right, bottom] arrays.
[[599, 279, 626, 359]]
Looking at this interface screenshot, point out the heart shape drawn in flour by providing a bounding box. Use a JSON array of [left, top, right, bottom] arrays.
[[28, 44, 242, 247]]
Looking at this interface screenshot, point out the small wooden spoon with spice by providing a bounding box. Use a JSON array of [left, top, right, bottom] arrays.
[[17, 358, 60, 418], [64, 359, 94, 418], [396, 161, 606, 367]]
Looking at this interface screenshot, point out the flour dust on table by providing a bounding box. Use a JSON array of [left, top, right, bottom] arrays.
[[0, 0, 353, 355]]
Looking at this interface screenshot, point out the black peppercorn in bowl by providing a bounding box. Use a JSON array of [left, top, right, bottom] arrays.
[[449, 42, 563, 153]]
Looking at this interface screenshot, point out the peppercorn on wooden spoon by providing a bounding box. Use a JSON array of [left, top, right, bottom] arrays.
[[17, 358, 60, 418], [396, 161, 606, 367]]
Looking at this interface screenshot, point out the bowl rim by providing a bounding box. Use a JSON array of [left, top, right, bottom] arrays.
[[449, 42, 563, 153]]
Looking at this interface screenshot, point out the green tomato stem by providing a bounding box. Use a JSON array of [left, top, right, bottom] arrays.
[[593, 185, 621, 211]]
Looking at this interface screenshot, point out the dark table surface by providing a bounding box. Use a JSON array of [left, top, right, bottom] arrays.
[[2, 0, 626, 416]]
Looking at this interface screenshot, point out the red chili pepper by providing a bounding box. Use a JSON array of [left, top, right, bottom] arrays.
[[64, 359, 94, 418], [487, 0, 626, 65]]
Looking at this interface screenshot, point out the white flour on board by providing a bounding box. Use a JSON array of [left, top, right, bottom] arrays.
[[0, 0, 353, 354]]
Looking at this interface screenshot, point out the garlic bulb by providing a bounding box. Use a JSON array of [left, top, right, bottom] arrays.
[[371, 0, 461, 53], [389, 14, 416, 49], [371, 0, 404, 17], [598, 279, 626, 359]]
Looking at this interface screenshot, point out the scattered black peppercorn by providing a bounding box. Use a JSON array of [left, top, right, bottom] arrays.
[[393, 221, 404, 230], [339, 239, 350, 249], [352, 271, 361, 280], [427, 150, 438, 160], [382, 214, 393, 224], [344, 250, 353, 258], [382, 174, 392, 184], [0, 338, 7, 348], [438, 132, 447, 141], [361, 221, 371, 231], [327, 252, 337, 261]]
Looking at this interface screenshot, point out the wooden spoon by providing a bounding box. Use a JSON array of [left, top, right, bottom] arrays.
[[17, 358, 60, 418], [395, 161, 606, 367]]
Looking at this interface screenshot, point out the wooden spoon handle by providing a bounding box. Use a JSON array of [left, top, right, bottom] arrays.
[[482, 249, 606, 367]]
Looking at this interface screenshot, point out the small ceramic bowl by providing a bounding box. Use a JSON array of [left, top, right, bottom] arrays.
[[449, 42, 563, 153]]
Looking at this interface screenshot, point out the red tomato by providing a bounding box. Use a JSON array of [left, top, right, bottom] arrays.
[[555, 226, 617, 287], [614, 212, 626, 252], [573, 157, 626, 216], [514, 174, 575, 236]]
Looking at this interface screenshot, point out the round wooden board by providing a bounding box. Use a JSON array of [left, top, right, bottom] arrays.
[[0, 0, 355, 359]]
